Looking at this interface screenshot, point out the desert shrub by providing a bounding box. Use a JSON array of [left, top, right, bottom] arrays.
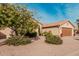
[[45, 32, 63, 45], [42, 32, 51, 36], [5, 35, 31, 46]]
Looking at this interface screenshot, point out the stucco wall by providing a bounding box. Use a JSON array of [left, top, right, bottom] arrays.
[[35, 23, 42, 36], [0, 28, 13, 38], [38, 23, 42, 33], [60, 22, 74, 36], [60, 22, 74, 28], [42, 21, 75, 36], [43, 27, 60, 35]]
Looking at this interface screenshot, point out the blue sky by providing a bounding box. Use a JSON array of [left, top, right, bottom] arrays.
[[23, 3, 79, 24]]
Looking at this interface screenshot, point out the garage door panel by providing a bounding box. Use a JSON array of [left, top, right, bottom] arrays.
[[62, 28, 72, 36]]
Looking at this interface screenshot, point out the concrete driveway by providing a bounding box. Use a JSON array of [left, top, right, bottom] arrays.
[[0, 36, 79, 56]]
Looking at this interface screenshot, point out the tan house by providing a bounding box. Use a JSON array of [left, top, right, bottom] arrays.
[[42, 20, 75, 37]]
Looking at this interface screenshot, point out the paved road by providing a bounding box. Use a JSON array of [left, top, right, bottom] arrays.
[[0, 36, 79, 56]]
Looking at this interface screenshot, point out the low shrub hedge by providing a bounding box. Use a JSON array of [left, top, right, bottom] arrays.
[[42, 32, 50, 36], [5, 35, 31, 46], [44, 32, 63, 45]]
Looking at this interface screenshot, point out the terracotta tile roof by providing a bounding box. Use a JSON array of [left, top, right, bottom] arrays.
[[43, 20, 69, 28]]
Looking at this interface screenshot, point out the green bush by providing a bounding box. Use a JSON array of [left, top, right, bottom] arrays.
[[5, 35, 31, 46], [43, 32, 51, 36], [45, 32, 63, 45]]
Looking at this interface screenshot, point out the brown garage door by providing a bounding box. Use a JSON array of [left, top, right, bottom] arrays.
[[62, 28, 72, 36]]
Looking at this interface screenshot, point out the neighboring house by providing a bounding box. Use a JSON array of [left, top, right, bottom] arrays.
[[42, 20, 75, 37]]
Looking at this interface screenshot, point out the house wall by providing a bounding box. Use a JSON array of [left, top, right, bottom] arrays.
[[60, 22, 74, 28], [43, 27, 60, 36], [0, 27, 13, 38], [38, 23, 42, 33], [35, 23, 42, 36], [60, 22, 74, 36], [42, 21, 75, 36], [33, 19, 42, 36]]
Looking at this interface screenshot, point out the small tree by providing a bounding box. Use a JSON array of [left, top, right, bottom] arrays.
[[0, 3, 39, 37], [0, 4, 39, 45]]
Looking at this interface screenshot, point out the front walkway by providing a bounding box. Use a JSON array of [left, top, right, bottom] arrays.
[[0, 36, 79, 56]]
